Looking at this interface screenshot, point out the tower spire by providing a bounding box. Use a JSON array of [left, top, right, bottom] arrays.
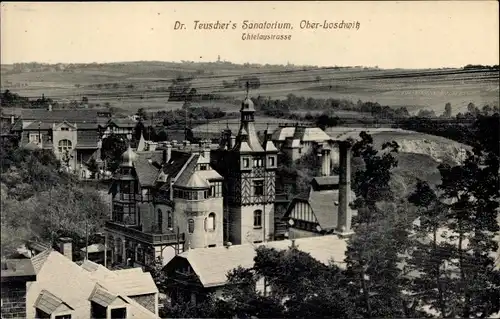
[[245, 81, 250, 99]]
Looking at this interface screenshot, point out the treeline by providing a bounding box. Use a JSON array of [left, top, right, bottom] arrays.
[[222, 75, 261, 89], [0, 90, 110, 110], [463, 64, 499, 70], [251, 94, 410, 120], [0, 90, 54, 108]]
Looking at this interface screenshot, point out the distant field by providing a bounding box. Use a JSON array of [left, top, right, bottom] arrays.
[[2, 62, 498, 116], [292, 109, 374, 119]]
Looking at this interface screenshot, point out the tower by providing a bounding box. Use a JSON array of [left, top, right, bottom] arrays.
[[223, 85, 278, 244]]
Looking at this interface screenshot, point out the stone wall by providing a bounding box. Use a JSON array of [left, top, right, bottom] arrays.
[[1, 282, 27, 319]]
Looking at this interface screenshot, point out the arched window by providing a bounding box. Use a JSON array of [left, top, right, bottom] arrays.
[[188, 219, 195, 233], [167, 211, 173, 229], [253, 210, 262, 228], [206, 213, 215, 231], [58, 139, 72, 153]]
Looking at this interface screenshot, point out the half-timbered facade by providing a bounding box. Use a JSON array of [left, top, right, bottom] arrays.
[[212, 96, 279, 245]]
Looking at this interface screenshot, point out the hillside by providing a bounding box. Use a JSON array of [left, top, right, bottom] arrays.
[[1, 62, 498, 116]]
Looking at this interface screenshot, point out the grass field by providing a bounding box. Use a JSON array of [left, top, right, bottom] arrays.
[[2, 62, 498, 116]]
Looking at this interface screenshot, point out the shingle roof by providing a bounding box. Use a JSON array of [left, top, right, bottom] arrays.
[[34, 289, 73, 315], [176, 235, 348, 288], [31, 249, 52, 274], [134, 155, 161, 187]]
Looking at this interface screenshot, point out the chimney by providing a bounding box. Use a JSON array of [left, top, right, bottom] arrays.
[[164, 142, 172, 163], [10, 115, 15, 124], [337, 141, 353, 236], [57, 237, 73, 261], [149, 142, 157, 151], [203, 140, 210, 159], [47, 104, 53, 112], [320, 147, 331, 177], [230, 135, 236, 148]]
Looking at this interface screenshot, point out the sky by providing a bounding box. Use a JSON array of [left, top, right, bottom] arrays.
[[1, 1, 499, 68]]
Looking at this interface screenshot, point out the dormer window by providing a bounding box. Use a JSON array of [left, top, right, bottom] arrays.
[[199, 164, 208, 171]]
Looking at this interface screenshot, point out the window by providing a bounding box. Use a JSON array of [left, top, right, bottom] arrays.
[[243, 158, 250, 168], [208, 244, 216, 248], [167, 211, 173, 228], [207, 213, 215, 231], [268, 156, 275, 166], [199, 164, 207, 171], [254, 210, 262, 228], [157, 209, 163, 231], [253, 158, 263, 167], [188, 219, 195, 233], [253, 180, 264, 196], [58, 139, 72, 153], [110, 307, 127, 319], [61, 127, 69, 131], [55, 315, 72, 319], [29, 133, 41, 144], [209, 182, 222, 197]]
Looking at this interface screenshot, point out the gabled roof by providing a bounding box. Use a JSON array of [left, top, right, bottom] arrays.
[[173, 235, 348, 288], [107, 118, 137, 128], [89, 285, 128, 308], [27, 250, 159, 318], [285, 185, 356, 231], [35, 289, 74, 315]]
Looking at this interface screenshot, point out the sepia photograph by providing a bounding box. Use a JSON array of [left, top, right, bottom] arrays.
[[0, 1, 499, 318]]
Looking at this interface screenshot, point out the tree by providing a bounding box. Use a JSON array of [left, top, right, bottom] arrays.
[[136, 108, 148, 120], [101, 134, 128, 172], [407, 179, 456, 317], [344, 132, 416, 318], [436, 143, 500, 317]]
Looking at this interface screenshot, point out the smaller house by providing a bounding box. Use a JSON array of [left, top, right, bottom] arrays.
[[163, 235, 348, 306], [283, 176, 357, 239], [26, 249, 160, 318], [1, 259, 37, 319]]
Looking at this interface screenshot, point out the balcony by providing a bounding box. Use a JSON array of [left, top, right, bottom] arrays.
[[105, 221, 185, 245]]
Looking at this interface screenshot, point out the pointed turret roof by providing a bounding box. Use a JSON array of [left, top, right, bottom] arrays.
[[176, 171, 210, 189]]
